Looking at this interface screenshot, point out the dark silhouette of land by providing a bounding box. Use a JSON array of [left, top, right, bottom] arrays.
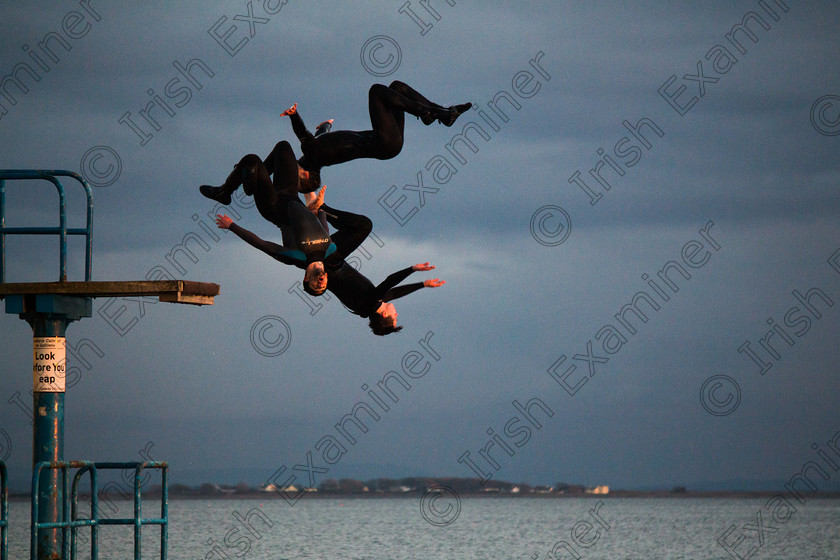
[[82, 477, 840, 499], [9, 476, 840, 501]]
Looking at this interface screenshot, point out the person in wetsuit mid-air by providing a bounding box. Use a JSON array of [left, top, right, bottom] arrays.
[[217, 192, 445, 335], [327, 256, 444, 336], [316, 195, 444, 334], [208, 140, 336, 293], [215, 185, 373, 297], [200, 81, 472, 199], [280, 80, 472, 193]]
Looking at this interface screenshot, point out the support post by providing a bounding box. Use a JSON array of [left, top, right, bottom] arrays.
[[6, 294, 91, 560]]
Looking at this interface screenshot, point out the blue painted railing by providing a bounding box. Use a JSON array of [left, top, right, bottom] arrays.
[[0, 170, 93, 282], [31, 461, 168, 560], [1, 461, 7, 560]]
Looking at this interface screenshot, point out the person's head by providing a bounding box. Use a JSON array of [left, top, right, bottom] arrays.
[[303, 261, 327, 296], [369, 303, 402, 336], [297, 163, 320, 194]]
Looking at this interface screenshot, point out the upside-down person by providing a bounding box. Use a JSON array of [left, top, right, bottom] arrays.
[[279, 81, 471, 193], [200, 82, 471, 198], [206, 140, 341, 293], [317, 207, 444, 335], [217, 189, 445, 335]]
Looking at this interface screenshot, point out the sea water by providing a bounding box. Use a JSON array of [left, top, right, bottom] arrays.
[[5, 496, 840, 559]]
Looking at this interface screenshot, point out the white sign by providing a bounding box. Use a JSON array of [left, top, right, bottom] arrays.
[[33, 337, 66, 392]]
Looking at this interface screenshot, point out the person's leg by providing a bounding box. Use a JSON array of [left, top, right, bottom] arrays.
[[315, 120, 333, 136], [387, 81, 444, 124], [296, 83, 473, 167], [199, 140, 300, 205], [365, 83, 408, 159], [261, 140, 301, 197], [259, 142, 333, 257], [362, 82, 472, 157], [199, 163, 244, 205], [385, 81, 472, 127], [322, 204, 373, 258], [238, 150, 302, 250], [295, 83, 437, 165], [235, 153, 282, 225]]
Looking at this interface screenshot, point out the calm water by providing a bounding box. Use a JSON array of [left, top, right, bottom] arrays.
[[5, 496, 840, 559]]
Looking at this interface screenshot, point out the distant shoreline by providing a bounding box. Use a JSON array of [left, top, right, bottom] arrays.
[[11, 489, 840, 501]]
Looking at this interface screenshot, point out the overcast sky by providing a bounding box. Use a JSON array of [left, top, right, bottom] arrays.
[[1, 1, 839, 493]]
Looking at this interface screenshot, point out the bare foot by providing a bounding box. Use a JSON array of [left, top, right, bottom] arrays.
[[306, 185, 326, 214]]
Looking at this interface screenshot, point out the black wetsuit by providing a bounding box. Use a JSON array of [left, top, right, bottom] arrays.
[[229, 202, 371, 271], [320, 206, 425, 318], [288, 81, 454, 192], [231, 140, 335, 268], [326, 263, 426, 318], [227, 201, 425, 317]]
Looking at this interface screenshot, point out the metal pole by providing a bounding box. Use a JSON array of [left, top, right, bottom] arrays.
[[1, 178, 6, 283], [5, 294, 91, 560], [1, 461, 8, 560], [29, 314, 67, 560]]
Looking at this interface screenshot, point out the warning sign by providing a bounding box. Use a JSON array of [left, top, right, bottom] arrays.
[[33, 337, 66, 392]]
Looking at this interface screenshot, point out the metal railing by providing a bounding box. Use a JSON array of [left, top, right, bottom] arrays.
[[31, 461, 168, 560], [1, 461, 7, 560], [0, 169, 93, 283]]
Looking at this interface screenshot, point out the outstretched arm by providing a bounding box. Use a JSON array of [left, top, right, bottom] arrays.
[[375, 263, 438, 292], [216, 214, 300, 265], [375, 266, 415, 296], [281, 102, 313, 143], [377, 263, 444, 301], [381, 278, 444, 304]]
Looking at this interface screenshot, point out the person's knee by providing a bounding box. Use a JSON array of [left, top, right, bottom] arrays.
[[271, 141, 295, 160], [369, 83, 389, 98], [348, 215, 374, 239], [359, 216, 373, 237], [388, 80, 408, 93], [238, 154, 261, 167], [237, 154, 267, 195], [378, 140, 403, 160]]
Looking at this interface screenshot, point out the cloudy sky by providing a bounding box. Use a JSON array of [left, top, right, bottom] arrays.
[[1, 1, 839, 493]]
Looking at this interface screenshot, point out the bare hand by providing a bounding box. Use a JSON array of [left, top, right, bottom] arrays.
[[413, 262, 435, 272], [215, 214, 233, 229], [280, 103, 297, 117], [423, 279, 445, 288]]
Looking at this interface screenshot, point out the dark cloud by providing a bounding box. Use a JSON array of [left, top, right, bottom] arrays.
[[1, 1, 838, 492]]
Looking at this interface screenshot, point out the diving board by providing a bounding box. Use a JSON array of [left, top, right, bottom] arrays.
[[1, 169, 220, 559], [0, 279, 220, 305]]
